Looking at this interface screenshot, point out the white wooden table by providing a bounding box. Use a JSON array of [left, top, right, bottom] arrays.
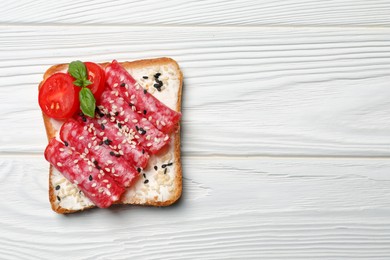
[[1, 1, 390, 259]]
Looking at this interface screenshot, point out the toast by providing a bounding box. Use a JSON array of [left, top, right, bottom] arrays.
[[40, 58, 183, 214]]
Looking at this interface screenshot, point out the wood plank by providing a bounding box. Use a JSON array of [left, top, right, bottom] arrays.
[[1, 0, 390, 26], [1, 156, 390, 259], [1, 26, 390, 156]]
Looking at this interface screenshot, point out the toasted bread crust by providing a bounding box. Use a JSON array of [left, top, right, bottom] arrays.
[[41, 58, 183, 214]]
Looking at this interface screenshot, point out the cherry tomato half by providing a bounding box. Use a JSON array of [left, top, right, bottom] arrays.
[[84, 62, 105, 101], [39, 73, 80, 119]]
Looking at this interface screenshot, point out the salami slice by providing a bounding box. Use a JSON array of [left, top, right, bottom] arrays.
[[75, 113, 149, 168], [105, 60, 181, 133], [98, 90, 170, 154], [60, 119, 139, 187], [44, 138, 125, 208]]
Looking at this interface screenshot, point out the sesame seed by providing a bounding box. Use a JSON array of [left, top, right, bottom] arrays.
[[132, 106, 136, 111], [130, 94, 135, 99], [135, 135, 140, 139], [167, 162, 173, 166], [103, 179, 109, 183], [115, 154, 121, 158], [107, 160, 113, 164], [94, 146, 100, 150], [137, 168, 141, 173], [119, 150, 124, 155], [143, 76, 148, 79], [59, 148, 64, 152], [162, 164, 166, 169], [99, 188, 104, 193], [143, 173, 146, 178], [99, 132, 105, 136], [79, 136, 84, 140], [154, 73, 161, 78], [164, 135, 169, 141], [148, 116, 152, 121], [144, 89, 147, 94], [106, 190, 111, 196], [82, 116, 87, 122], [88, 143, 92, 149], [147, 143, 152, 147], [110, 151, 115, 156], [118, 123, 122, 129], [84, 148, 89, 154], [107, 184, 112, 188], [113, 83, 118, 88], [112, 168, 115, 173], [156, 120, 160, 126], [154, 166, 158, 171], [92, 136, 97, 141], [120, 82, 126, 87], [105, 168, 111, 172], [56, 162, 63, 167], [142, 149, 145, 154], [161, 121, 166, 126], [132, 119, 138, 123], [143, 110, 147, 115], [89, 175, 93, 181], [164, 168, 167, 174], [120, 111, 125, 116], [57, 196, 61, 201], [144, 179, 149, 184], [55, 185, 60, 190], [64, 141, 69, 146], [89, 166, 92, 172], [115, 112, 119, 116], [104, 139, 112, 145], [92, 183, 97, 187], [101, 124, 105, 130]]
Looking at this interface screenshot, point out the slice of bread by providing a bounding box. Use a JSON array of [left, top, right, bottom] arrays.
[[40, 58, 183, 214]]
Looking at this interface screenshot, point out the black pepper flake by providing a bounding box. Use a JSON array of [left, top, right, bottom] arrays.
[[64, 141, 69, 147], [57, 196, 61, 201], [96, 165, 101, 170], [139, 127, 146, 135], [93, 160, 98, 165], [100, 123, 105, 130], [154, 73, 161, 78], [164, 168, 167, 174], [110, 151, 115, 156], [144, 179, 149, 184], [99, 141, 104, 145], [154, 166, 158, 171], [89, 175, 93, 181], [96, 107, 104, 117], [142, 76, 148, 79], [115, 111, 119, 116], [143, 110, 147, 115], [137, 168, 141, 173], [144, 89, 147, 94], [129, 102, 133, 107], [142, 149, 145, 154], [104, 139, 112, 145], [135, 125, 139, 131], [117, 123, 122, 129], [120, 82, 126, 87], [55, 185, 60, 190], [82, 116, 87, 122], [153, 83, 161, 88]]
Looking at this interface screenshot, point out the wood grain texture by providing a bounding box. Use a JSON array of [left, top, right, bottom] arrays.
[[1, 26, 390, 156], [1, 0, 390, 26], [1, 156, 390, 259]]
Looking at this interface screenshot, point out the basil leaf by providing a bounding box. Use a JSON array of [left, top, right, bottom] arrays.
[[73, 79, 84, 87], [79, 88, 96, 118], [69, 60, 88, 81]]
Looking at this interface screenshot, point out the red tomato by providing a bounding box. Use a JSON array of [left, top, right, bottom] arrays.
[[85, 62, 105, 101], [39, 73, 80, 119]]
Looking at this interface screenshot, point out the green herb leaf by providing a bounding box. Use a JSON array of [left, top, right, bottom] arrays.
[[69, 60, 88, 81], [73, 78, 84, 87], [79, 88, 96, 118]]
